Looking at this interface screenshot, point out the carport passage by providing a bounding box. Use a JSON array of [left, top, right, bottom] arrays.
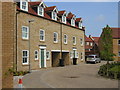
[[52, 51, 69, 67]]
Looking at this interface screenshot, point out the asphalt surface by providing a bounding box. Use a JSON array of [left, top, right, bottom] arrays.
[[22, 61, 118, 88]]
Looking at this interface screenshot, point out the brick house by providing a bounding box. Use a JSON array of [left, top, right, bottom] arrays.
[[1, 1, 16, 88], [85, 35, 100, 57], [1, 0, 85, 73], [99, 27, 120, 61]]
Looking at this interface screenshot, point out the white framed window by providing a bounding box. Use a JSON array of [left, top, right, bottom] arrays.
[[118, 40, 120, 45], [34, 50, 38, 60], [90, 42, 93, 46], [118, 51, 120, 57], [64, 34, 68, 44], [62, 15, 66, 24], [80, 38, 83, 46], [73, 36, 76, 45], [52, 12, 57, 20], [54, 32, 58, 43], [81, 52, 83, 60], [86, 42, 89, 45], [79, 21, 82, 29], [22, 26, 29, 40], [76, 51, 79, 58], [22, 50, 29, 65], [20, 0, 28, 11], [70, 51, 73, 59], [46, 51, 50, 60], [38, 6, 44, 16], [40, 29, 45, 41], [71, 19, 75, 26]]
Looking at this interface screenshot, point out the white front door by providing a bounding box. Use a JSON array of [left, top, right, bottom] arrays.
[[39, 46, 46, 68]]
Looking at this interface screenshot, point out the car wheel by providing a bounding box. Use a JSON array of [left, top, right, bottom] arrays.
[[99, 61, 101, 63], [94, 61, 97, 64]]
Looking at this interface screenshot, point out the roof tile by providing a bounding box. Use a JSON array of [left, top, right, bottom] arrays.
[[111, 28, 120, 38], [45, 6, 56, 12]]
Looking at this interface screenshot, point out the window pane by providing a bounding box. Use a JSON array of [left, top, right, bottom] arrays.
[[40, 30, 44, 40], [22, 27, 28, 39], [54, 33, 57, 42], [35, 51, 37, 54], [118, 40, 120, 44], [23, 51, 27, 56], [23, 58, 27, 63], [46, 52, 50, 59], [53, 12, 56, 20], [119, 52, 120, 56], [22, 2, 27, 9]]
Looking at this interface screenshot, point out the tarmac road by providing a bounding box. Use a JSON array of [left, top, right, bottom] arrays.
[[22, 61, 119, 88]]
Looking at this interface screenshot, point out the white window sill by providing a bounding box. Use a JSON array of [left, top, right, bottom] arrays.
[[38, 14, 44, 17], [64, 43, 67, 45], [22, 63, 29, 65], [81, 44, 84, 46], [54, 41, 58, 43], [47, 58, 50, 60], [40, 40, 45, 42], [79, 27, 82, 29], [22, 38, 29, 40], [73, 44, 76, 45]]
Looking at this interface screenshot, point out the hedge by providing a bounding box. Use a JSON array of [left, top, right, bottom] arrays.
[[98, 62, 120, 80]]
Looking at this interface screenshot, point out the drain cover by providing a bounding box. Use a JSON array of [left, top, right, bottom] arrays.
[[64, 76, 80, 78]]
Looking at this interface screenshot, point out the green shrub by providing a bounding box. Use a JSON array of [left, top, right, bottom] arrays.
[[98, 62, 120, 80]]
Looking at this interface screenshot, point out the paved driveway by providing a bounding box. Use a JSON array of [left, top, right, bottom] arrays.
[[22, 61, 118, 88]]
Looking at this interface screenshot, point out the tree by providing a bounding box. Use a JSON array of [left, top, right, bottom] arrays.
[[99, 25, 115, 64]]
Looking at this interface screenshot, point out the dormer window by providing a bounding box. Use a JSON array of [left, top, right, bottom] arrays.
[[62, 14, 66, 24], [20, 0, 28, 11], [52, 11, 57, 20], [79, 21, 82, 29], [38, 6, 44, 16], [71, 17, 75, 26]]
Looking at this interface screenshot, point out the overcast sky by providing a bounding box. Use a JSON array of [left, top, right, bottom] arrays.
[[32, 0, 118, 37]]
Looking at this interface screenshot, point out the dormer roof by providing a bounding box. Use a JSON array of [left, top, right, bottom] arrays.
[[29, 2, 41, 6], [16, 1, 84, 30], [45, 6, 56, 12], [76, 18, 82, 22], [58, 10, 66, 16], [29, 2, 46, 7], [67, 12, 74, 19]]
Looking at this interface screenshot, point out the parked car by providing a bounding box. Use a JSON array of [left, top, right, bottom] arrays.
[[86, 55, 101, 64]]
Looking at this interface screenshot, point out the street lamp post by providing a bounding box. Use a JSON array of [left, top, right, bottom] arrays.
[[28, 19, 34, 73], [59, 22, 64, 67]]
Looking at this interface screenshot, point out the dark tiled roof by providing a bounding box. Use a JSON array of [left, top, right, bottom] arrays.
[[29, 2, 41, 6], [76, 18, 81, 22], [58, 10, 66, 16], [111, 28, 120, 38], [92, 37, 100, 45], [85, 36, 92, 42], [67, 12, 74, 19], [85, 45, 93, 49], [16, 2, 84, 30], [45, 6, 56, 12], [28, 6, 38, 15]]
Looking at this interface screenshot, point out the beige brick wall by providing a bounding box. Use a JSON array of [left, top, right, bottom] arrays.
[[0, 1, 2, 89], [17, 12, 85, 71], [2, 2, 16, 88], [113, 39, 120, 61]]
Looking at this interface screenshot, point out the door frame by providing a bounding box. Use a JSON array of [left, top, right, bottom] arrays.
[[39, 46, 46, 68]]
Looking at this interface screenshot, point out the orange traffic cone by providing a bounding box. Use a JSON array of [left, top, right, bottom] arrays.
[[18, 78, 23, 88]]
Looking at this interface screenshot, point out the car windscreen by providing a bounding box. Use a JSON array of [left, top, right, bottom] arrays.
[[87, 56, 94, 58]]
